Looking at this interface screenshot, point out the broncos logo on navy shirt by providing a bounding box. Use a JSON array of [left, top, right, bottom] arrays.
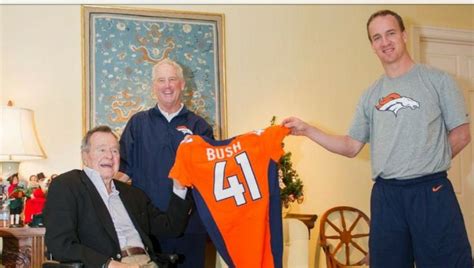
[[176, 125, 193, 136], [375, 92, 420, 116]]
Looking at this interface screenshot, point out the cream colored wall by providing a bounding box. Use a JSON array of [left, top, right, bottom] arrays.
[[1, 5, 82, 178], [1, 4, 472, 267]]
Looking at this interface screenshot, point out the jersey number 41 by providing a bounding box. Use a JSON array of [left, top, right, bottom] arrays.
[[214, 152, 262, 206]]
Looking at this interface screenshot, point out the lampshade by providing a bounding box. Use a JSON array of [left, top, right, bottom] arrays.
[[0, 105, 46, 162]]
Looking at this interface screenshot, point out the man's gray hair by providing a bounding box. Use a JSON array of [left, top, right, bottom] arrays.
[[152, 58, 184, 81], [81, 125, 118, 152]]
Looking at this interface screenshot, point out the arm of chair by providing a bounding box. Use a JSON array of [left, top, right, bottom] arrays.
[[42, 261, 83, 268]]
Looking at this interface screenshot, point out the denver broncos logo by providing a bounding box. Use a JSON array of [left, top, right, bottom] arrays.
[[176, 126, 193, 136], [375, 93, 420, 116]]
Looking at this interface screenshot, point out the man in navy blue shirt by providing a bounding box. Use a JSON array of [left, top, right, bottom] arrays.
[[118, 58, 214, 268]]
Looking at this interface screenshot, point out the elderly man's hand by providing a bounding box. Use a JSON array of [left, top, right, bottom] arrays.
[[173, 179, 185, 190]]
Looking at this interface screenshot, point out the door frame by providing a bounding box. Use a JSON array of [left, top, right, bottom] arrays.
[[411, 25, 474, 62], [412, 25, 474, 256]]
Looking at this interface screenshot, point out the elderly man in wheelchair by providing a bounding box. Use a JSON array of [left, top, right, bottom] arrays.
[[43, 125, 193, 268]]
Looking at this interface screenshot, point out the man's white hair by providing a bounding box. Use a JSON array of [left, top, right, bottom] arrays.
[[152, 58, 184, 81]]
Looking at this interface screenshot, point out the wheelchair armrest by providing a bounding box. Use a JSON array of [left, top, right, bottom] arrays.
[[42, 260, 84, 268], [43, 254, 179, 267]]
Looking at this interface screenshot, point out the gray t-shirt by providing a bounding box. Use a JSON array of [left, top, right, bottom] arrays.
[[349, 64, 469, 180]]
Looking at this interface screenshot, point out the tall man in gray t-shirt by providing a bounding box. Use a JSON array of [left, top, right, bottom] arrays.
[[283, 10, 471, 268]]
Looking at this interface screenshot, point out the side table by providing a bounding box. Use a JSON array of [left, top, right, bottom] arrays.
[[0, 226, 45, 267]]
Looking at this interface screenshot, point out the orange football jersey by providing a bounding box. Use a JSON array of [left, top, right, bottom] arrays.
[[169, 125, 290, 268]]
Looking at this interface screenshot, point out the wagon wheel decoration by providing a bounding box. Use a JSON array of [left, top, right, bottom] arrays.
[[320, 206, 370, 267]]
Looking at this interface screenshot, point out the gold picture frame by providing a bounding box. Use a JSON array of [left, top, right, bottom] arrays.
[[82, 5, 227, 138]]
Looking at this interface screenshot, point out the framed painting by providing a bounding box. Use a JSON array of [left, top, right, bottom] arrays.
[[82, 5, 227, 139]]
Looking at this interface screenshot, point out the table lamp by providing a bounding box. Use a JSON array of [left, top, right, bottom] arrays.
[[0, 100, 46, 181]]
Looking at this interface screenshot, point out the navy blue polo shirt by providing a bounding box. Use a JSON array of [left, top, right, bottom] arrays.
[[119, 105, 214, 233]]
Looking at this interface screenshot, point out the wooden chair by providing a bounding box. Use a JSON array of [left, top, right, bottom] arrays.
[[319, 206, 370, 267]]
